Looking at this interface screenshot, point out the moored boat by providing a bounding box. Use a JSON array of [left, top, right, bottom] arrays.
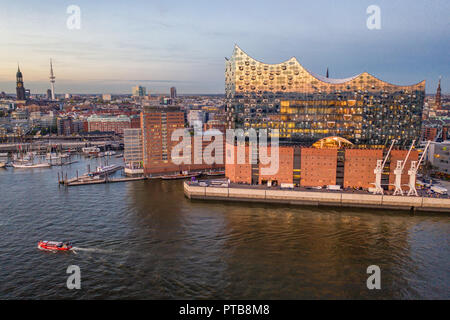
[[46, 153, 60, 160], [13, 153, 33, 162], [161, 171, 201, 180], [206, 170, 225, 176], [12, 162, 51, 168], [82, 147, 100, 155], [88, 164, 123, 176], [47, 153, 70, 160]]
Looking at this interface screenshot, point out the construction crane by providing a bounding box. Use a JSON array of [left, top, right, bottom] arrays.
[[372, 140, 396, 195], [393, 140, 415, 196], [407, 140, 431, 196]]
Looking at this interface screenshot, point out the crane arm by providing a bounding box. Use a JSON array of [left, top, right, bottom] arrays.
[[417, 140, 431, 168], [401, 140, 416, 171], [381, 140, 396, 169]]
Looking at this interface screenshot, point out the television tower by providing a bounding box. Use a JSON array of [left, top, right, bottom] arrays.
[[49, 59, 55, 100]]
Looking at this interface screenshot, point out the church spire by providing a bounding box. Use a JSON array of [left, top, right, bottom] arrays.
[[17, 63, 22, 77], [435, 76, 442, 110], [326, 67, 329, 78], [16, 63, 26, 101]]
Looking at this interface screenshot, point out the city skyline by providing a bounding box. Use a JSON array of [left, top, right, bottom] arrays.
[[1, 0, 450, 304], [1, 0, 449, 94]]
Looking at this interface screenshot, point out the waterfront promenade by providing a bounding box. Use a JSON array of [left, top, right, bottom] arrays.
[[184, 182, 450, 213], [0, 140, 119, 152]]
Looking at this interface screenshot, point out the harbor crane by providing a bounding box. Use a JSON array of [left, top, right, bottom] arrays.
[[393, 140, 415, 196], [372, 140, 396, 195], [407, 140, 431, 196]]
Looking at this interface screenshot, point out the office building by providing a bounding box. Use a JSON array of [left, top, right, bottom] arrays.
[[187, 109, 205, 129], [57, 117, 73, 135], [170, 87, 177, 99], [132, 86, 147, 97], [124, 128, 143, 173], [87, 114, 131, 134], [141, 105, 185, 175], [141, 106, 224, 175], [428, 141, 450, 177]]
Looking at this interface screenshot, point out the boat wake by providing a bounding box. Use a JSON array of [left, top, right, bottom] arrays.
[[70, 247, 113, 254]]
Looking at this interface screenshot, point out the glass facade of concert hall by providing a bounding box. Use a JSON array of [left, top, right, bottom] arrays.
[[225, 45, 425, 147]]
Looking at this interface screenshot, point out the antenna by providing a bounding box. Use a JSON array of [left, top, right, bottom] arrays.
[[49, 58, 56, 100]]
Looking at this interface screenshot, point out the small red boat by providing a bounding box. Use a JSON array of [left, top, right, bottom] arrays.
[[38, 240, 73, 251]]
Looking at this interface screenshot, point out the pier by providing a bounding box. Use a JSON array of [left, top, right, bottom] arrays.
[[57, 164, 147, 186], [184, 181, 450, 213], [0, 139, 121, 153], [63, 176, 146, 186]]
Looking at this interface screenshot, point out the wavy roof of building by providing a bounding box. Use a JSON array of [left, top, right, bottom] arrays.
[[229, 45, 425, 90]]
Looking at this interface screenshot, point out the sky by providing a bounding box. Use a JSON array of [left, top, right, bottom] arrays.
[[0, 0, 449, 94]]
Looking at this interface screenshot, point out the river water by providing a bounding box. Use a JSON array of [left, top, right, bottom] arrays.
[[0, 155, 449, 299]]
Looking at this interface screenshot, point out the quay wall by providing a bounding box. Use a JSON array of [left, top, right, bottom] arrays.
[[184, 183, 450, 213]]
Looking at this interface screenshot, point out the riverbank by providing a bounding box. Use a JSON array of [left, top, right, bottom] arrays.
[[184, 182, 450, 213]]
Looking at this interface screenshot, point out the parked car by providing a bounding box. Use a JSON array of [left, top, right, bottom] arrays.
[[430, 185, 448, 195]]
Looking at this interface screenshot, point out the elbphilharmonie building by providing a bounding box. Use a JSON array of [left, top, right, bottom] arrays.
[[225, 45, 425, 147]]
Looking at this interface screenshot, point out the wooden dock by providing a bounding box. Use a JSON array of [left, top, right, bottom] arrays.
[[58, 170, 147, 187]]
